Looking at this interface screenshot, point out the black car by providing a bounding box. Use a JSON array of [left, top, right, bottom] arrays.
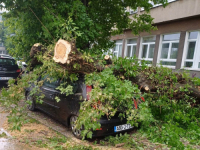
[[0, 54, 21, 83], [25, 75, 134, 139]]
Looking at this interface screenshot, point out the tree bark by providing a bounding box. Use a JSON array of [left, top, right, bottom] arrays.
[[30, 43, 46, 69]]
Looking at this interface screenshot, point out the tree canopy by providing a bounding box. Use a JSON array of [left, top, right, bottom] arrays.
[[0, 0, 167, 59]]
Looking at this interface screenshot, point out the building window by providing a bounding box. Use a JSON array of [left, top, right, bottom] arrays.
[[139, 36, 156, 64], [141, 0, 177, 10], [113, 40, 123, 58], [159, 33, 180, 67], [125, 38, 137, 58], [182, 31, 200, 70], [151, 0, 177, 7]]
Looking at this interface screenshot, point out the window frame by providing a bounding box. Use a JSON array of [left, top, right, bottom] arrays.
[[140, 0, 178, 11], [113, 40, 123, 58], [124, 38, 137, 58], [157, 33, 180, 68], [139, 35, 156, 63], [181, 31, 200, 70]]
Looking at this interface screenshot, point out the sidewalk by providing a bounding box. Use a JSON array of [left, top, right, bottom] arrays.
[[0, 106, 34, 150]]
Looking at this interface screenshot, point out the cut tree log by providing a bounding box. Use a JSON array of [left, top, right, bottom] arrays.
[[29, 40, 112, 73], [53, 39, 73, 64], [30, 43, 46, 69], [52, 39, 112, 73], [104, 55, 112, 65]]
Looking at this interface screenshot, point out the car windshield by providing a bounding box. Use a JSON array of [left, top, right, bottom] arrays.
[[0, 58, 16, 65]]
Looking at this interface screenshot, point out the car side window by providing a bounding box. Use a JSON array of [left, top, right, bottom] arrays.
[[0, 58, 15, 65], [41, 76, 59, 89], [59, 79, 78, 93]]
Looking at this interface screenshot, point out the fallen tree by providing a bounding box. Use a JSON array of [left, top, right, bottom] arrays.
[[30, 39, 200, 105], [51, 40, 200, 104], [30, 39, 112, 73], [2, 39, 200, 145]]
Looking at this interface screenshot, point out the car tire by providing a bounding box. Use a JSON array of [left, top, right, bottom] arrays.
[[70, 115, 83, 139], [26, 92, 36, 111]]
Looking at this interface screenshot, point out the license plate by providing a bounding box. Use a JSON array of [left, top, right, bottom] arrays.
[[0, 77, 13, 80], [114, 124, 133, 132]]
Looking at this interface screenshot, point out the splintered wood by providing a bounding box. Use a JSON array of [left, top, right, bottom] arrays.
[[53, 39, 72, 64]]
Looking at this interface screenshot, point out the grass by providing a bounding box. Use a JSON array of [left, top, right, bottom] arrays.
[[95, 132, 170, 150], [0, 132, 7, 138], [24, 129, 35, 133]]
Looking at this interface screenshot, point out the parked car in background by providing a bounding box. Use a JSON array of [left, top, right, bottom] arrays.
[[0, 54, 21, 83], [17, 61, 27, 72], [14, 57, 27, 72], [25, 75, 135, 139]]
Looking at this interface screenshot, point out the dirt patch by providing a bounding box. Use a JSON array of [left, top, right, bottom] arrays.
[[2, 117, 126, 150], [0, 112, 8, 128], [4, 122, 54, 141], [3, 120, 49, 149]]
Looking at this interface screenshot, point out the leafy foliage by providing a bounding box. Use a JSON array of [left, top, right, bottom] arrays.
[[1, 0, 200, 149]]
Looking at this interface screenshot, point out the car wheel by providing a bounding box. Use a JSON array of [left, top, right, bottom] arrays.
[[70, 115, 83, 139], [26, 92, 36, 111]]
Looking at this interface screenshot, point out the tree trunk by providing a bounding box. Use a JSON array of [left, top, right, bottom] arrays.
[[30, 43, 46, 70], [53, 39, 112, 73]]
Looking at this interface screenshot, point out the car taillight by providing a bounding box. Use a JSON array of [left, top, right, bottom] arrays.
[[86, 85, 92, 100], [96, 128, 102, 130], [16, 69, 21, 72]]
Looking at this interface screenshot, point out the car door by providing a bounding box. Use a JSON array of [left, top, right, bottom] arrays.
[[54, 78, 84, 124], [39, 77, 59, 117]]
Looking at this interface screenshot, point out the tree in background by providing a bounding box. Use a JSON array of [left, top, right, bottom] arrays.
[[0, 0, 167, 59]]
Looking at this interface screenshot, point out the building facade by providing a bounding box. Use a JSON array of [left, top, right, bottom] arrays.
[[0, 12, 7, 55], [0, 46, 7, 54], [111, 0, 200, 78]]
